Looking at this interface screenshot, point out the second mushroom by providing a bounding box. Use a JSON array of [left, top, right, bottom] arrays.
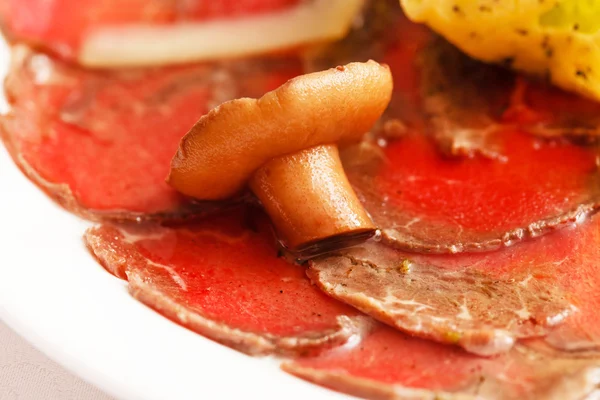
[[168, 61, 393, 256]]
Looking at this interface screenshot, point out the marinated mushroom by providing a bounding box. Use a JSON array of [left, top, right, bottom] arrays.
[[168, 61, 393, 256]]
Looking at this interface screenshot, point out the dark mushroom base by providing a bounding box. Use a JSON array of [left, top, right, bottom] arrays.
[[287, 229, 377, 260]]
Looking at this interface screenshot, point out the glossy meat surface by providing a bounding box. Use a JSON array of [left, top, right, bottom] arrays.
[[85, 207, 368, 355]]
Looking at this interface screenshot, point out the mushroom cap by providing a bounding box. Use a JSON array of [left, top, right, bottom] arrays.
[[168, 60, 393, 200]]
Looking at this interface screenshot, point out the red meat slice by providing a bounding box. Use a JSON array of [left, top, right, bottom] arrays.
[[309, 211, 600, 356], [284, 324, 600, 400], [345, 130, 600, 253], [84, 206, 368, 355], [1, 0, 301, 61], [1, 46, 300, 221]]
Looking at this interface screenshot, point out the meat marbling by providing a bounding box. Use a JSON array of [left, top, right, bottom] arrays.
[[309, 211, 600, 356]]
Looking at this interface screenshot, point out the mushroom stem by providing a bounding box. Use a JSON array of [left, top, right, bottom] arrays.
[[249, 145, 376, 257]]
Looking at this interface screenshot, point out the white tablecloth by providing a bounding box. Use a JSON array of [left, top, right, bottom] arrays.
[[0, 320, 114, 400]]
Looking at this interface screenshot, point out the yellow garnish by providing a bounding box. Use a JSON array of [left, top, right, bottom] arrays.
[[400, 0, 600, 101]]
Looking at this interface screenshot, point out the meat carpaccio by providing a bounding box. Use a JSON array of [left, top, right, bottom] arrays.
[[6, 0, 600, 399], [85, 208, 600, 398], [1, 45, 300, 221]]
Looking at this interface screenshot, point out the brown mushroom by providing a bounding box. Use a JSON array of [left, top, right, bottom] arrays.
[[168, 61, 393, 256]]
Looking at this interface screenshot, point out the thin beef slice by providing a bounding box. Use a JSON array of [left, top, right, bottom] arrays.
[[84, 206, 369, 356], [344, 131, 600, 253], [309, 211, 600, 356]]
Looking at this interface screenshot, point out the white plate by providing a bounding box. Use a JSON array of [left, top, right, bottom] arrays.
[[0, 41, 348, 400]]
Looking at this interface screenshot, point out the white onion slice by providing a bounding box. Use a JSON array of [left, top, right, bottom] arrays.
[[79, 0, 364, 68]]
